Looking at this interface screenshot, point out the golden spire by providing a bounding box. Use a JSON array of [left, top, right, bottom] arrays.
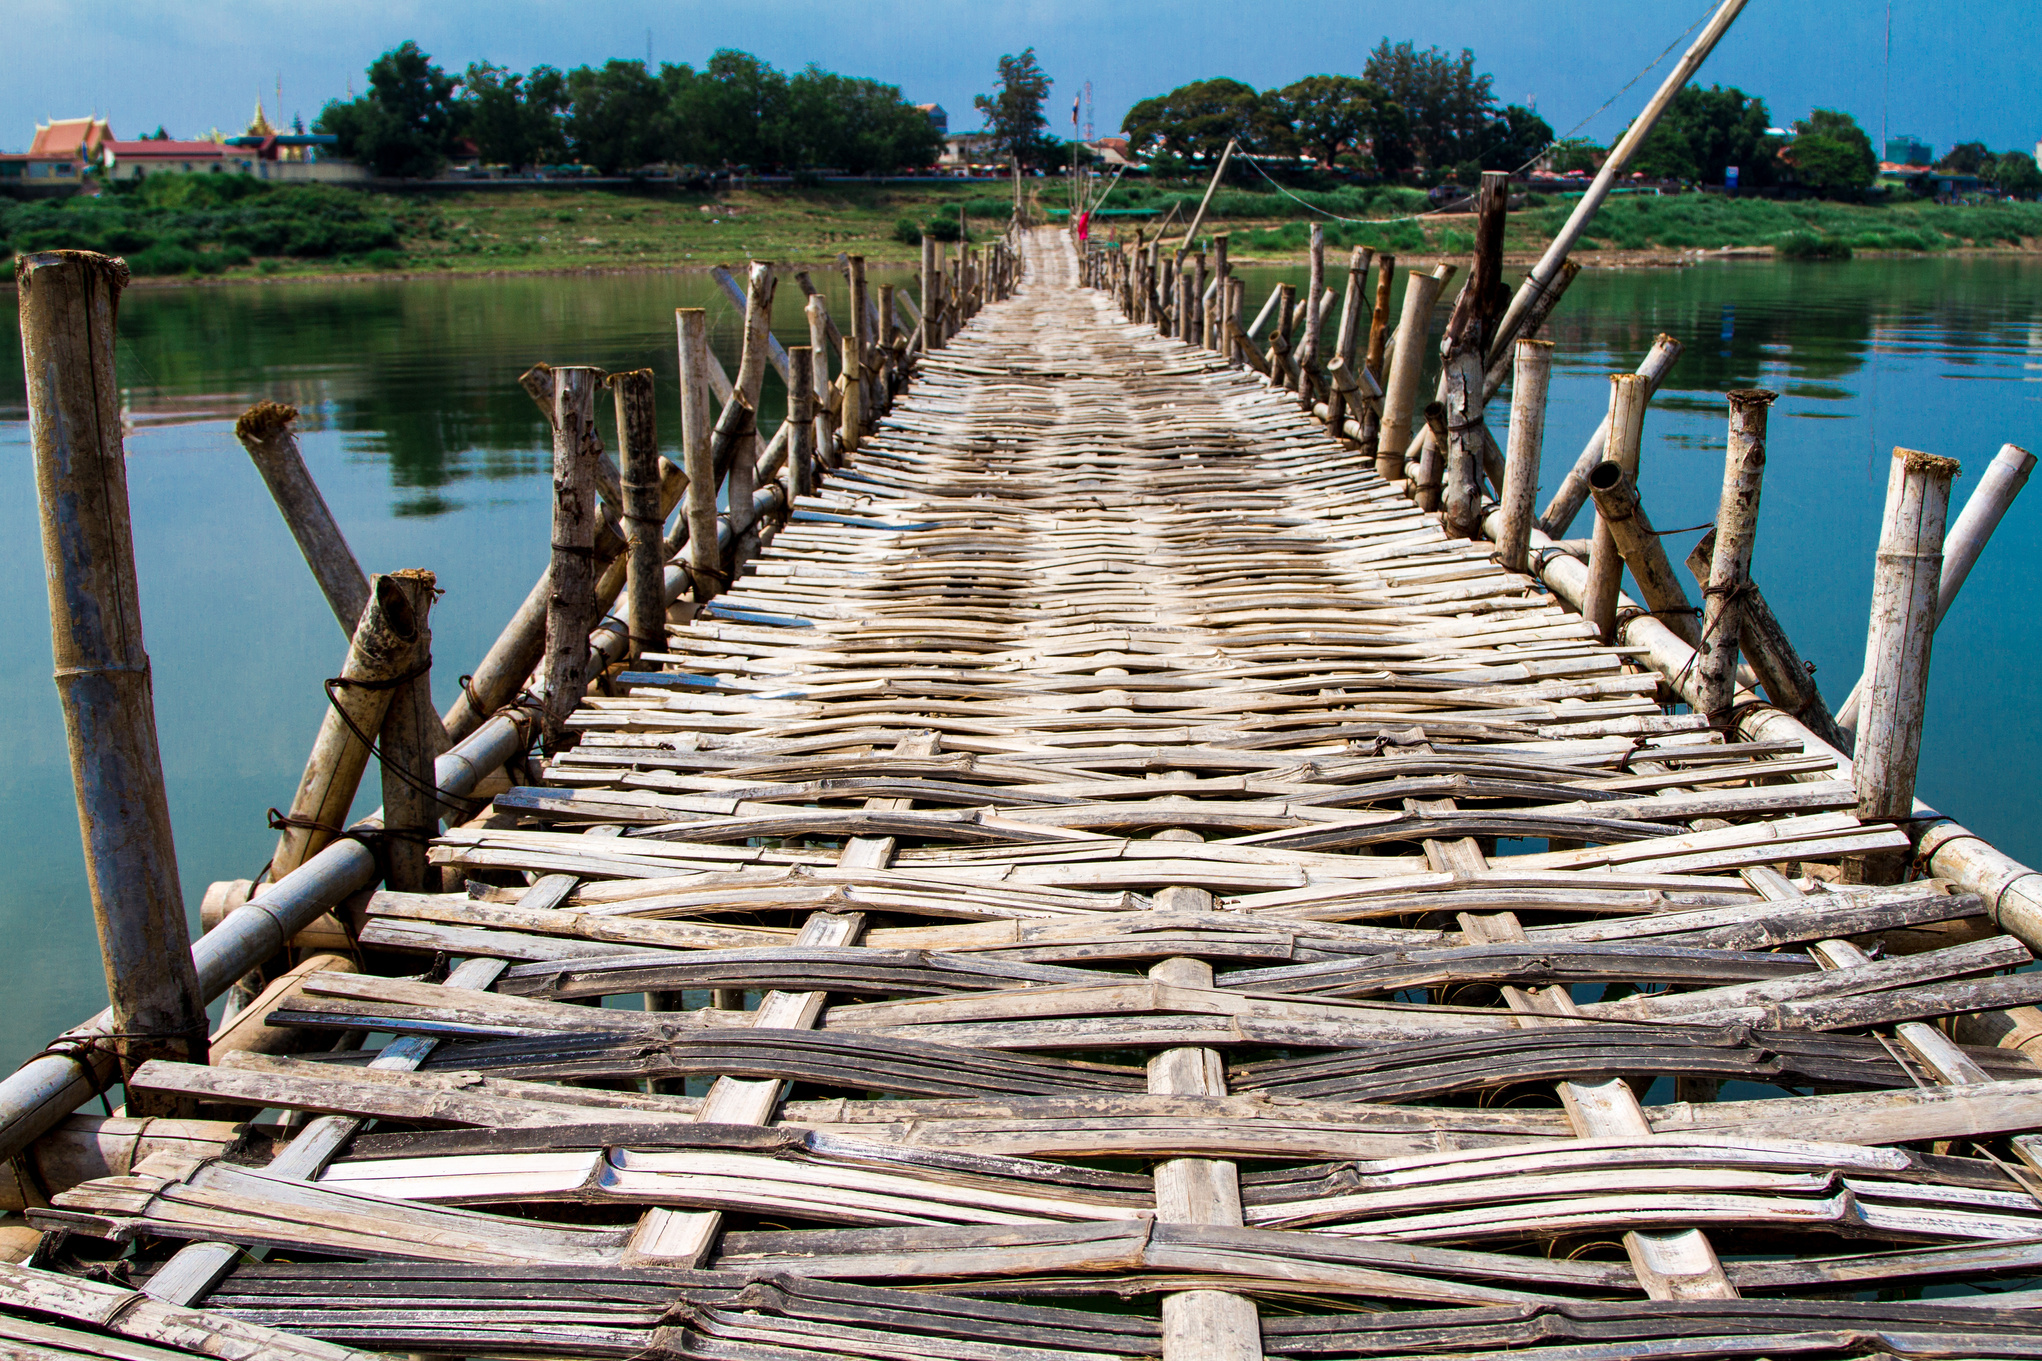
[[248, 97, 275, 137]]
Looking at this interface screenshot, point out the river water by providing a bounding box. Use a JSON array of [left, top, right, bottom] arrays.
[[0, 256, 2037, 1068]]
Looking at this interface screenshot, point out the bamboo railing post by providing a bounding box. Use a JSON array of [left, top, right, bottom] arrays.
[[1299, 222, 1326, 403], [919, 235, 937, 351], [876, 282, 897, 400], [374, 570, 440, 893], [846, 253, 871, 416], [1590, 463, 1699, 647], [1853, 449, 1960, 871], [803, 295, 837, 469], [268, 574, 423, 879], [1584, 374, 1650, 641], [606, 369, 662, 661], [1836, 441, 2034, 741], [1496, 338, 1553, 574], [1439, 171, 1509, 539], [676, 309, 721, 604], [729, 262, 776, 575], [839, 336, 863, 454], [1376, 268, 1446, 484], [786, 347, 815, 501], [1212, 234, 1230, 355], [1415, 402, 1450, 511], [1538, 335, 1684, 537], [1190, 251, 1207, 349], [524, 363, 604, 727], [232, 403, 369, 637], [1695, 390, 1777, 718], [19, 249, 208, 1101]]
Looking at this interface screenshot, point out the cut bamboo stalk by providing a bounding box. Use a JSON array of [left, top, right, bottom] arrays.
[[374, 569, 440, 894], [1439, 173, 1509, 539], [1298, 223, 1326, 397], [1836, 441, 2034, 740], [1854, 448, 1960, 834], [269, 575, 423, 879], [1496, 339, 1553, 575], [729, 262, 776, 574], [606, 369, 662, 661], [787, 347, 815, 501], [839, 336, 863, 453], [1415, 402, 1450, 511], [803, 295, 837, 469], [676, 309, 720, 605], [877, 283, 897, 400], [19, 249, 208, 1102], [1590, 462, 1698, 648], [232, 402, 369, 637], [1584, 374, 1650, 642], [919, 236, 938, 351], [1680, 528, 1844, 746], [1538, 335, 1684, 537], [1191, 251, 1208, 349], [1376, 269, 1447, 484], [524, 364, 603, 731], [1694, 390, 1777, 718]]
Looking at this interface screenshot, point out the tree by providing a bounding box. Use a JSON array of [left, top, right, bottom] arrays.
[[1361, 40, 1495, 171], [1987, 150, 2042, 199], [975, 48, 1054, 169], [1122, 78, 1272, 164], [1939, 141, 1990, 174], [1479, 104, 1552, 172], [666, 50, 790, 169], [1272, 75, 1397, 170], [1629, 84, 1772, 186], [565, 60, 671, 174], [462, 62, 565, 170], [1547, 138, 1602, 174], [1784, 108, 1875, 197], [784, 67, 939, 173], [315, 41, 461, 178]]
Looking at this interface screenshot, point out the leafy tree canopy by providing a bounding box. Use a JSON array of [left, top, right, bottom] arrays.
[[1629, 84, 1774, 186], [462, 62, 566, 171], [1938, 141, 1990, 174], [1123, 78, 1274, 165], [1270, 75, 1404, 173], [1361, 40, 1494, 170], [974, 48, 1055, 169], [316, 41, 461, 178], [1785, 108, 1876, 197]]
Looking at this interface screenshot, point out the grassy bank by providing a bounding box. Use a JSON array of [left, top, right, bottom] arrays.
[[5, 176, 2039, 284]]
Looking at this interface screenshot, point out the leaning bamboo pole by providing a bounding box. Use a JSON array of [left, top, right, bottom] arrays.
[[1854, 449, 1959, 832], [1694, 389, 1776, 717], [267, 574, 424, 879], [1495, 339, 1553, 575], [1375, 269, 1448, 485], [1835, 441, 2035, 740], [18, 249, 208, 1102], [1538, 335, 1684, 537], [1583, 374, 1650, 641], [233, 403, 369, 636], [1588, 462, 1699, 647]]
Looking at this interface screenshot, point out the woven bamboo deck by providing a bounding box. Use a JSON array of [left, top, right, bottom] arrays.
[[20, 231, 2042, 1358]]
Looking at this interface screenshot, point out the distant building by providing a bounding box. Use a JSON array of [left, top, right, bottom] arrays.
[[103, 138, 227, 178], [1878, 161, 1982, 197], [1885, 134, 1933, 167], [1087, 137, 1134, 167], [939, 131, 1001, 172], [916, 104, 948, 136], [0, 116, 113, 180]]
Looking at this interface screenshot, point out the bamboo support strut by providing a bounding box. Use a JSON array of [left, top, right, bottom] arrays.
[[18, 249, 208, 1104], [233, 403, 369, 637], [786, 346, 815, 501], [1589, 462, 1699, 647], [677, 309, 720, 603], [1694, 389, 1777, 718]]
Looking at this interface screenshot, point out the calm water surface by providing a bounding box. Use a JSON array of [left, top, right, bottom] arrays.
[[0, 257, 2037, 1068]]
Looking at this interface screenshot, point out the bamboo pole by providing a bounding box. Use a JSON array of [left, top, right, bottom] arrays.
[[1298, 223, 1326, 400], [839, 336, 863, 453], [1415, 402, 1450, 511], [803, 295, 837, 469], [1854, 448, 1959, 834], [1589, 462, 1699, 647], [845, 254, 871, 417], [606, 369, 662, 661], [1835, 441, 2034, 740], [1488, 0, 1752, 362], [674, 308, 721, 605], [268, 574, 424, 879], [1480, 259, 1579, 405], [1376, 268, 1447, 484], [19, 249, 208, 1102], [786, 346, 815, 501], [918, 235, 937, 352], [1439, 172, 1509, 540], [1695, 389, 1777, 718], [729, 262, 776, 574], [523, 364, 603, 729], [232, 403, 369, 637], [1495, 339, 1553, 575], [1583, 374, 1650, 641], [374, 570, 440, 893], [1538, 335, 1685, 538], [1176, 139, 1235, 256]]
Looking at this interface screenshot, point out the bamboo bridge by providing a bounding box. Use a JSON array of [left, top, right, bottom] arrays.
[[7, 218, 2042, 1360]]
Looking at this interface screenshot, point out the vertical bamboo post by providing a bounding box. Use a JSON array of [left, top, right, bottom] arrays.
[[786, 347, 815, 501], [375, 570, 440, 893], [676, 309, 720, 604], [1853, 449, 1959, 844], [1835, 441, 2034, 740], [1376, 269, 1446, 484], [1584, 374, 1650, 642], [1538, 335, 1685, 537], [1591, 464, 1701, 647], [1299, 223, 1326, 396], [1191, 252, 1207, 349], [1495, 339, 1553, 575], [607, 369, 662, 661], [919, 235, 937, 352], [19, 250, 207, 1100], [1694, 390, 1777, 718], [525, 363, 603, 725], [730, 262, 776, 575], [839, 336, 863, 454], [1440, 172, 1509, 539], [1415, 403, 1450, 511], [1274, 283, 1297, 388], [876, 282, 897, 400], [269, 575, 423, 879], [232, 403, 369, 637], [846, 254, 870, 418], [1212, 234, 1230, 355], [804, 296, 836, 469]]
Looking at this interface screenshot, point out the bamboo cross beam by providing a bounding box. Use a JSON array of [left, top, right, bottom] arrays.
[[233, 402, 369, 637]]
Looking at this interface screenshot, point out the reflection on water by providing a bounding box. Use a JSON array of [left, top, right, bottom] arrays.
[[0, 257, 2037, 1069]]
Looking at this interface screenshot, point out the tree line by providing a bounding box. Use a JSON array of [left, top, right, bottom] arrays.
[[316, 42, 941, 178]]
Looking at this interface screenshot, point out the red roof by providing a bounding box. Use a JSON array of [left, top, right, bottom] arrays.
[[105, 140, 224, 160], [30, 117, 113, 158]]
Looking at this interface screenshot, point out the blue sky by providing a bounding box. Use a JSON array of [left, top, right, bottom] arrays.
[[8, 0, 2037, 157]]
